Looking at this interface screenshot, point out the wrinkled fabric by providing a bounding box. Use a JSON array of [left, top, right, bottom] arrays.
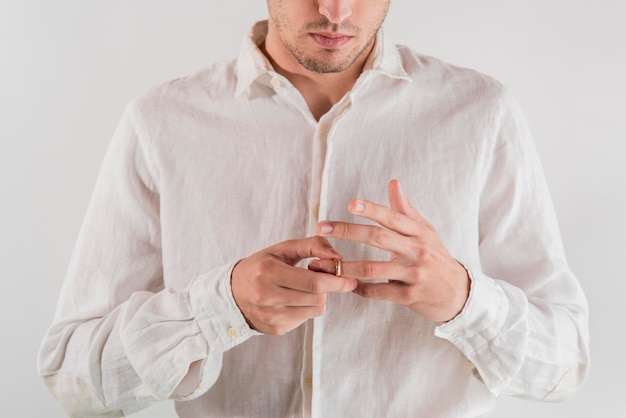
[[38, 21, 589, 418]]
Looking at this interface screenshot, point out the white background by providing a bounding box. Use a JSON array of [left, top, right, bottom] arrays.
[[1, 1, 624, 416]]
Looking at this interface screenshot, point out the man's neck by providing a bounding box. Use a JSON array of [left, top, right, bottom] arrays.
[[261, 31, 373, 121]]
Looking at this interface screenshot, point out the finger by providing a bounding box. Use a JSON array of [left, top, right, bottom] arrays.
[[308, 259, 335, 275], [261, 306, 328, 322], [250, 305, 327, 335], [352, 281, 411, 305], [387, 179, 427, 223], [347, 198, 420, 237], [274, 264, 358, 294], [317, 220, 412, 254], [275, 236, 343, 265], [309, 259, 410, 282], [254, 285, 329, 308]]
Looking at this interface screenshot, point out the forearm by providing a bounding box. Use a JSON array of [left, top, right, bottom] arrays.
[[435, 266, 589, 401], [38, 263, 253, 416]]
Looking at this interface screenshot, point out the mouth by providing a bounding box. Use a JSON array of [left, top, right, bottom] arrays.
[[309, 32, 353, 49]]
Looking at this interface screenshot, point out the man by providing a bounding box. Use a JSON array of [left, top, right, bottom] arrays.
[[39, 1, 590, 417]]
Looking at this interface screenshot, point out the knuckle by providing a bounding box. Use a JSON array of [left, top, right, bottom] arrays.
[[409, 264, 424, 282], [249, 284, 274, 307], [367, 203, 378, 218], [342, 278, 357, 292], [258, 313, 291, 336], [336, 222, 352, 237], [370, 227, 389, 245], [419, 246, 435, 262], [313, 235, 330, 247], [420, 219, 436, 233], [360, 284, 377, 299], [256, 258, 275, 279], [250, 289, 267, 306], [362, 262, 381, 279], [388, 210, 403, 227], [405, 286, 421, 304], [411, 243, 430, 261], [313, 304, 327, 317], [407, 241, 421, 257], [312, 293, 327, 306], [309, 277, 325, 294], [280, 239, 296, 250]]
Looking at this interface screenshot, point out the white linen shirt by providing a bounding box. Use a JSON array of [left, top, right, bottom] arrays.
[[39, 21, 590, 418]]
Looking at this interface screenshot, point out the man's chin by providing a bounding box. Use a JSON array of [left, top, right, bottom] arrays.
[[296, 54, 357, 74]]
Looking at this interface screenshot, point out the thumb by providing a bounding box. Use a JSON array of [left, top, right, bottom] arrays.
[[276, 236, 343, 265]]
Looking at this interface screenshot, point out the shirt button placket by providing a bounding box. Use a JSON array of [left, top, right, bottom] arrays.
[[309, 120, 330, 231], [312, 204, 320, 219]]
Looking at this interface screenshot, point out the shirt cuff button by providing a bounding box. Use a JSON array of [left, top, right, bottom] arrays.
[[270, 77, 282, 89], [227, 326, 239, 338]]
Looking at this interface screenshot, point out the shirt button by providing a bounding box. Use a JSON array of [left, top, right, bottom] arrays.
[[312, 204, 320, 219], [227, 327, 239, 338], [305, 377, 313, 387], [270, 77, 282, 89], [317, 123, 326, 134]]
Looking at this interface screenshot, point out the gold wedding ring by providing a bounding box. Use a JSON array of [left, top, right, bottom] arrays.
[[333, 258, 342, 277]]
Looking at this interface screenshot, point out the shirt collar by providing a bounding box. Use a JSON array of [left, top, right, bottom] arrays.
[[234, 20, 410, 97]]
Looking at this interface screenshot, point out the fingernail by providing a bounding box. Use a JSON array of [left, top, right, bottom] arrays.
[[319, 223, 333, 234], [309, 260, 322, 272], [352, 200, 365, 213]]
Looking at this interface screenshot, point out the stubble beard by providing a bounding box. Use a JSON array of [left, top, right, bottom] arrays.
[[287, 32, 377, 74], [275, 18, 383, 74]]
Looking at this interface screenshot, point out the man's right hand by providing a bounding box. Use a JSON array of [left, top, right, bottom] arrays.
[[231, 236, 357, 335]]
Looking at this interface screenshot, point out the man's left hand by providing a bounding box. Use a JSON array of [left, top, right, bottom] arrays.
[[312, 179, 470, 323]]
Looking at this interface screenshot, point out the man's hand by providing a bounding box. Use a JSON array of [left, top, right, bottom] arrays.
[[313, 179, 470, 323], [231, 236, 358, 335]]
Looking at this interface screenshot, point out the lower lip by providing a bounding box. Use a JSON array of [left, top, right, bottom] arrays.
[[310, 34, 353, 49]]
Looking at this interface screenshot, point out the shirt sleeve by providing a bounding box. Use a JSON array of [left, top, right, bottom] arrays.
[[435, 89, 590, 401], [37, 103, 255, 416]]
